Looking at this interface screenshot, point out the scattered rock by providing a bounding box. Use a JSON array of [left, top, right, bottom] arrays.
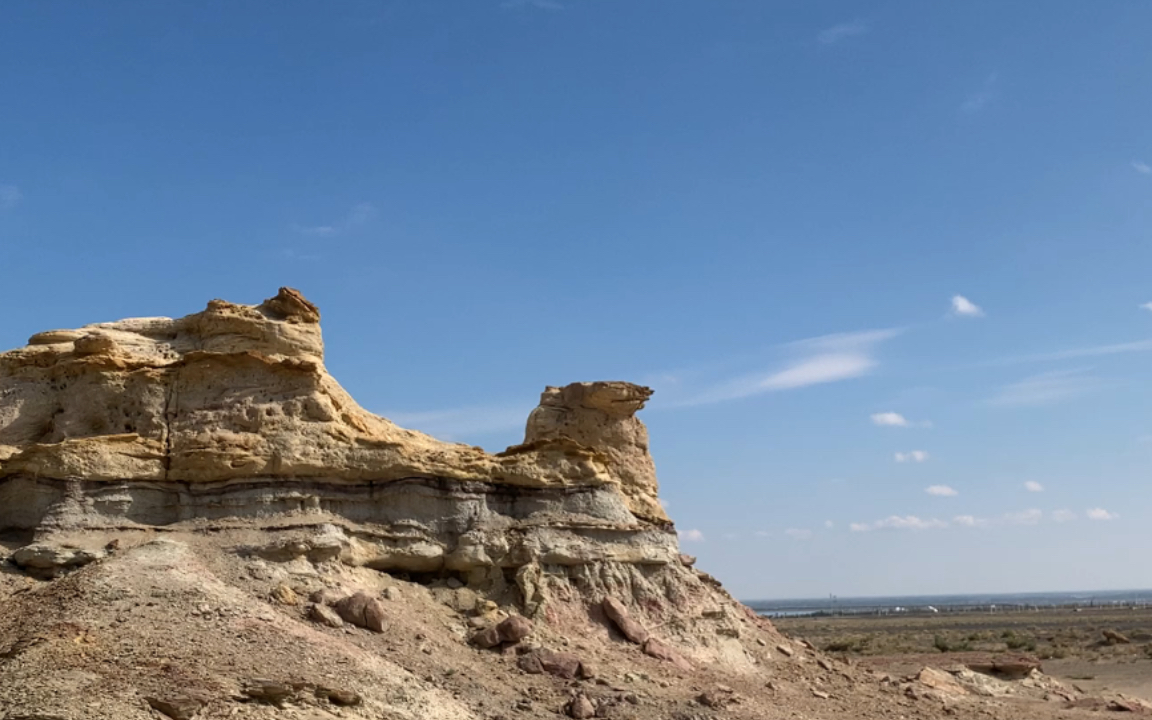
[[334, 591, 387, 632], [446, 577, 464, 589], [11, 544, 105, 577], [383, 586, 400, 601], [916, 667, 968, 697], [498, 615, 533, 643], [315, 686, 362, 707], [472, 615, 533, 649], [776, 644, 795, 657], [1103, 629, 1132, 645], [811, 689, 830, 700], [308, 603, 344, 628], [678, 554, 697, 567], [566, 694, 596, 719], [642, 638, 692, 671], [516, 649, 587, 679], [243, 679, 297, 707], [309, 587, 345, 606], [697, 686, 738, 708], [145, 695, 205, 720], [602, 597, 649, 644], [270, 583, 298, 606]]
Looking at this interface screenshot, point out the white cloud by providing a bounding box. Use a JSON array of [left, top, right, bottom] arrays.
[[850, 515, 947, 532], [1133, 160, 1152, 175], [952, 515, 985, 528], [0, 184, 22, 211], [987, 369, 1100, 407], [961, 72, 997, 114], [387, 404, 527, 441], [1086, 508, 1118, 521], [951, 295, 984, 317], [824, 520, 834, 529], [1051, 509, 1076, 523], [925, 485, 958, 497], [293, 202, 376, 236], [895, 450, 929, 463], [672, 328, 900, 407], [722, 532, 738, 541], [871, 412, 908, 427], [817, 20, 869, 45], [753, 530, 771, 538], [1140, 302, 1152, 313], [1024, 480, 1044, 493], [784, 528, 813, 541], [679, 528, 705, 542], [1003, 508, 1043, 526]]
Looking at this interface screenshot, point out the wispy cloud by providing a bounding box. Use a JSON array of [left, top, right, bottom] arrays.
[[387, 403, 527, 441], [895, 450, 929, 463], [952, 515, 984, 528], [951, 295, 984, 317], [984, 339, 1152, 367], [857, 507, 1055, 531], [679, 528, 705, 542], [1002, 508, 1043, 526], [293, 202, 376, 236], [818, 20, 869, 45], [925, 485, 957, 497], [501, 0, 563, 9], [1132, 160, 1152, 175], [850, 515, 947, 532], [784, 528, 813, 541], [986, 369, 1101, 407], [1140, 302, 1152, 313], [1087, 508, 1118, 521], [668, 328, 900, 407], [961, 72, 997, 114], [1024, 480, 1044, 493], [0, 184, 22, 211]]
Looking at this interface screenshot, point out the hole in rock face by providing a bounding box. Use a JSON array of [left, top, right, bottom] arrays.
[[377, 569, 469, 587]]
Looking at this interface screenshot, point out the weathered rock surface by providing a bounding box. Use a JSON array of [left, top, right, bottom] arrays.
[[334, 591, 387, 632], [603, 596, 650, 644], [0, 289, 678, 605]]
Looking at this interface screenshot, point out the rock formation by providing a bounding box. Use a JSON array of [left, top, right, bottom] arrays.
[[0, 290, 679, 587], [0, 289, 1120, 720]]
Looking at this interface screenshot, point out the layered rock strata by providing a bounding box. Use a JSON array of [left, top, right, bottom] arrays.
[[0, 289, 676, 589]]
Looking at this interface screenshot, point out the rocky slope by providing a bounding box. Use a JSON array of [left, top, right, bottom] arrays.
[[0, 289, 1139, 719]]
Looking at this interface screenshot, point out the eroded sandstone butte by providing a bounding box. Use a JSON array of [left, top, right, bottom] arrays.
[[0, 289, 683, 590]]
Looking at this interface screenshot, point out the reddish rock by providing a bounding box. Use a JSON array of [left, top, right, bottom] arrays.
[[517, 649, 584, 679], [472, 615, 534, 649], [334, 591, 386, 632], [642, 637, 692, 671], [602, 597, 649, 644], [471, 626, 502, 649], [497, 615, 533, 644]]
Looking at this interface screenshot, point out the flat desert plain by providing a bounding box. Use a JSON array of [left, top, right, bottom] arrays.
[[776, 606, 1152, 700]]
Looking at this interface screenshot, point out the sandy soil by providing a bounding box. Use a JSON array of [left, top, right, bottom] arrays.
[[777, 606, 1152, 705]]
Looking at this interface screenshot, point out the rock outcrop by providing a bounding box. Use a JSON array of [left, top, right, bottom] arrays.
[[0, 290, 682, 595]]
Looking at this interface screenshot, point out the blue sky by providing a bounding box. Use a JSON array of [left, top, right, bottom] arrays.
[[1, 1, 1150, 599]]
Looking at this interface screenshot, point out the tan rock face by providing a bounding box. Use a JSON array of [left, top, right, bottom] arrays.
[[0, 289, 678, 596], [0, 287, 666, 521]]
